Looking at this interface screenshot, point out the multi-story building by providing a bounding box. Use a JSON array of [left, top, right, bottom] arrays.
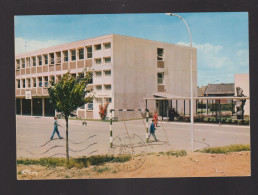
[[15, 34, 197, 120]]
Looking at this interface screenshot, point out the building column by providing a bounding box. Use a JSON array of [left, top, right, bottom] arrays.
[[184, 100, 185, 116], [20, 98, 23, 115], [31, 97, 33, 116], [42, 97, 45, 117]]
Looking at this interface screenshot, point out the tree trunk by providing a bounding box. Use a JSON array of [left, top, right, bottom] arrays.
[[65, 115, 69, 165]]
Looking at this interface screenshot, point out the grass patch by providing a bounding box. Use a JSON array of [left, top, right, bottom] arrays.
[[17, 154, 131, 169], [92, 166, 110, 173], [166, 150, 187, 157], [201, 144, 250, 154]]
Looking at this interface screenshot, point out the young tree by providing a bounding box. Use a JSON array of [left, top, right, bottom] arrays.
[[48, 71, 93, 164]]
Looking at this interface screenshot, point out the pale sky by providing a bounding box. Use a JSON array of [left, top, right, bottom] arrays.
[[15, 13, 249, 86]]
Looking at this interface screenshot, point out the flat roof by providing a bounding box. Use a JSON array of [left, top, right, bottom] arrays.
[[144, 96, 250, 100]]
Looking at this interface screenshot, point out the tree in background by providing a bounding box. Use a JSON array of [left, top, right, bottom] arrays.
[[48, 70, 93, 165]]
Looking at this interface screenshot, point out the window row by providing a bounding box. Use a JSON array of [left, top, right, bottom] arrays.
[[16, 42, 111, 69], [16, 73, 91, 89], [95, 84, 112, 91], [95, 97, 112, 104], [94, 70, 111, 77], [94, 57, 111, 65]]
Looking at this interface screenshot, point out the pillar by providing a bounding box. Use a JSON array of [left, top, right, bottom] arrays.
[[20, 98, 23, 115], [42, 97, 45, 117]]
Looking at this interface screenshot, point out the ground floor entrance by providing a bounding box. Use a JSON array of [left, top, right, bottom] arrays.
[[16, 97, 55, 117]]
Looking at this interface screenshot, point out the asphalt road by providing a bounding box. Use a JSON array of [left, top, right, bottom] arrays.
[[16, 115, 250, 159]]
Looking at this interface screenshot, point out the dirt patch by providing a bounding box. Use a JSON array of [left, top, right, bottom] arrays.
[[17, 151, 250, 179]]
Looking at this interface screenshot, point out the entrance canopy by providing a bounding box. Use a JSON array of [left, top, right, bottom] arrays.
[[145, 92, 250, 100]]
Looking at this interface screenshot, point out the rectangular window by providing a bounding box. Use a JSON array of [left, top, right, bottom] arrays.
[[38, 77, 42, 87], [44, 54, 48, 65], [16, 60, 20, 70], [105, 98, 112, 103], [71, 50, 76, 61], [22, 79, 25, 88], [157, 48, 164, 61], [56, 52, 61, 63], [50, 53, 54, 64], [22, 59, 25, 68], [104, 70, 111, 76], [44, 76, 48, 87], [79, 48, 84, 60], [33, 78, 36, 87], [63, 51, 68, 62], [38, 56, 42, 66], [88, 101, 93, 110], [17, 80, 20, 88], [27, 78, 31, 88], [86, 46, 92, 58], [96, 85, 102, 90], [71, 74, 76, 78], [95, 98, 102, 104], [26, 58, 30, 67], [104, 57, 111, 63], [104, 42, 111, 49], [104, 85, 112, 90], [95, 71, 102, 77], [94, 44, 101, 50], [32, 57, 36, 66], [95, 58, 101, 65], [157, 72, 164, 84]]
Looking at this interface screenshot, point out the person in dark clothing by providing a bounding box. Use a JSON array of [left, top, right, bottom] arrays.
[[148, 119, 158, 142], [50, 116, 63, 140]]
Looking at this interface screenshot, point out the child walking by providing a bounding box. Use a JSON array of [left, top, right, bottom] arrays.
[[50, 116, 63, 140], [148, 119, 158, 142]]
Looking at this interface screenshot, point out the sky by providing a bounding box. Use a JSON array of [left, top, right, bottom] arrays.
[[15, 13, 249, 87]]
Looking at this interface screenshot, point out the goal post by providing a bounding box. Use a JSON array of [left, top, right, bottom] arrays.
[[109, 108, 149, 148]]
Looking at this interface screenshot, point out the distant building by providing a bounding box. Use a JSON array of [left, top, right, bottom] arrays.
[[204, 83, 235, 104], [15, 34, 197, 119], [234, 73, 250, 116]]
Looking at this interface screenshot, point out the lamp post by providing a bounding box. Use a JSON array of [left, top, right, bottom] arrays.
[[166, 13, 194, 151]]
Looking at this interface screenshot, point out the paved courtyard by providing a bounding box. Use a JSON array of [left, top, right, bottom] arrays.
[[16, 115, 250, 159]]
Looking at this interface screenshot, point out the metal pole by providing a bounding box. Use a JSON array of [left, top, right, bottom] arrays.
[[219, 100, 221, 125], [176, 100, 178, 113], [184, 100, 185, 116], [166, 13, 194, 151]]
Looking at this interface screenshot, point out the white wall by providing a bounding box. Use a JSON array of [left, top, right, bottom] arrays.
[[113, 34, 197, 119]]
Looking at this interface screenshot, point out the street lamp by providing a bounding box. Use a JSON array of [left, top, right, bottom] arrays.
[[166, 13, 194, 152]]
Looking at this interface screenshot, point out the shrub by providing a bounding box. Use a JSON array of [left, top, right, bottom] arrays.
[[201, 144, 250, 154], [17, 154, 131, 169]]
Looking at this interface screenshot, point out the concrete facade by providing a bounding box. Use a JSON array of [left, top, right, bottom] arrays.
[[234, 73, 250, 116], [15, 34, 197, 119]]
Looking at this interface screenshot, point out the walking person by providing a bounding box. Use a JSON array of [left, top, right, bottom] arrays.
[[148, 119, 158, 142], [50, 116, 63, 140]]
